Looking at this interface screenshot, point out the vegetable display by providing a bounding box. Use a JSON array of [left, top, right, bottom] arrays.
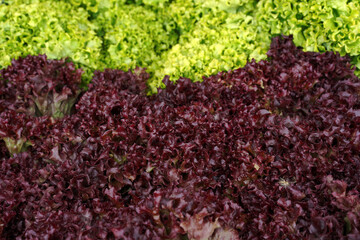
[[1, 0, 360, 239], [1, 0, 360, 91], [1, 36, 359, 239]]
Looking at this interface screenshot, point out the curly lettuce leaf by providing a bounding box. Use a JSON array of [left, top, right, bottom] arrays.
[[254, 0, 360, 65], [95, 4, 179, 78], [149, 7, 269, 91], [0, 1, 102, 82]]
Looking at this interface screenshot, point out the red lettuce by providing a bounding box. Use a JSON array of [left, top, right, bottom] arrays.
[[0, 36, 360, 239], [0, 55, 82, 118], [0, 110, 52, 155]]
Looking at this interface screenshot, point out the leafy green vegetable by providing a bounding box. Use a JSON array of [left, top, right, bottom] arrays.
[[254, 0, 360, 72], [2, 136, 30, 155], [1, 0, 120, 12], [1, 0, 360, 89], [148, 1, 268, 90], [195, 0, 257, 14], [0, 1, 102, 82], [61, 0, 118, 13], [127, 0, 170, 8], [148, 0, 360, 90], [96, 3, 179, 82]]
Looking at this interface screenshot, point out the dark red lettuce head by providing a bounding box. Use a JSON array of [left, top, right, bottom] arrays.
[[0, 140, 8, 160], [89, 67, 149, 94], [0, 55, 82, 118], [0, 110, 51, 155], [1, 36, 360, 239], [0, 110, 33, 154], [75, 68, 149, 142], [0, 77, 15, 114]]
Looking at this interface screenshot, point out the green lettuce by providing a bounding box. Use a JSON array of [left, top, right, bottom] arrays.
[[148, 1, 268, 91], [148, 0, 360, 91], [195, 0, 257, 14], [0, 1, 102, 82], [1, 0, 360, 89], [254, 0, 360, 72], [95, 4, 179, 80]]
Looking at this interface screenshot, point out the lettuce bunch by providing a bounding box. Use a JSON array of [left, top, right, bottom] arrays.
[[1, 0, 360, 91], [1, 36, 360, 239], [0, 1, 102, 81], [96, 3, 178, 81], [0, 55, 82, 155], [254, 0, 360, 73], [151, 3, 268, 89], [150, 0, 360, 89]]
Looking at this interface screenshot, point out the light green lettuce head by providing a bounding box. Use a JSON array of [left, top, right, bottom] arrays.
[[95, 4, 179, 79], [254, 0, 360, 71], [195, 0, 257, 14], [148, 1, 269, 92], [1, 0, 119, 13], [0, 1, 102, 83]]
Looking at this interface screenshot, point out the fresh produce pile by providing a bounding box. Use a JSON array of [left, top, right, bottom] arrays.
[[1, 35, 360, 239], [1, 0, 360, 91], [1, 0, 360, 239]]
